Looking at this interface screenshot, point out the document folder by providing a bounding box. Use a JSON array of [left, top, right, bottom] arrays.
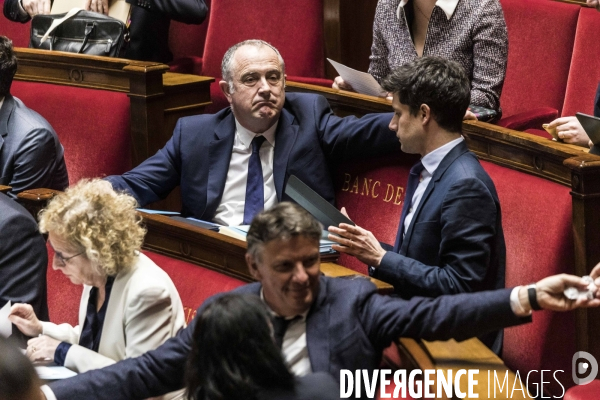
[[576, 112, 600, 156], [284, 175, 354, 229]]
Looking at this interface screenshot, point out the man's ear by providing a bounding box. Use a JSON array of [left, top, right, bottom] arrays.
[[420, 104, 432, 125], [219, 80, 233, 103], [246, 253, 261, 280]]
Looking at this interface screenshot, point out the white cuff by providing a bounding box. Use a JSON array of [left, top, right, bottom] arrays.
[[41, 385, 58, 400], [510, 286, 532, 317]]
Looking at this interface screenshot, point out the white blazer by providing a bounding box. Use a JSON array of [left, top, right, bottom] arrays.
[[42, 252, 186, 398]]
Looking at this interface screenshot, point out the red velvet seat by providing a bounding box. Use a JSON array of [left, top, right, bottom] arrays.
[[143, 250, 245, 323], [564, 379, 600, 400], [198, 0, 333, 113], [10, 81, 132, 184], [480, 161, 576, 397], [0, 0, 31, 48], [498, 0, 580, 131], [561, 7, 600, 118]]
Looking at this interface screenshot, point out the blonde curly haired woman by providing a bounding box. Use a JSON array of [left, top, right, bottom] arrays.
[[9, 179, 185, 398]]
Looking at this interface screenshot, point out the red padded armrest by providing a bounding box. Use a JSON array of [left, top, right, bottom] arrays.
[[497, 107, 558, 131]]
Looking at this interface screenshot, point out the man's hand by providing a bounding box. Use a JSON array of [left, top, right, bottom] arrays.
[[9, 303, 43, 337], [26, 335, 61, 362], [519, 274, 600, 313], [21, 0, 51, 17], [328, 207, 387, 267], [332, 76, 355, 92], [547, 116, 591, 147], [587, 0, 600, 12], [84, 0, 110, 15]]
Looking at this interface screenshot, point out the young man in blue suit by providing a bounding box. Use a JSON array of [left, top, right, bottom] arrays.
[[104, 39, 398, 225], [42, 202, 600, 400], [328, 56, 506, 353]]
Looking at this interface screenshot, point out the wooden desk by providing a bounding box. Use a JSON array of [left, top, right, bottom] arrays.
[[0, 185, 11, 194], [141, 212, 394, 294]]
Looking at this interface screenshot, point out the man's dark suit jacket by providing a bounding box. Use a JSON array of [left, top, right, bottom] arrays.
[[2, 0, 207, 63], [371, 141, 505, 353], [49, 276, 528, 399], [106, 92, 397, 219], [0, 193, 49, 345], [0, 95, 68, 198]]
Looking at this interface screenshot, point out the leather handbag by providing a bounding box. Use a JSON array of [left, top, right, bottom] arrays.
[[29, 9, 127, 57]]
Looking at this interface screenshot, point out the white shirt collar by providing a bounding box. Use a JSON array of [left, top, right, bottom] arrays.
[[234, 119, 278, 149], [397, 0, 459, 21], [0, 97, 4, 111], [259, 288, 309, 321], [420, 136, 464, 176]]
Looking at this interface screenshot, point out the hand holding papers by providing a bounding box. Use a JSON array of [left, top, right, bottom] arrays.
[[328, 59, 387, 98]]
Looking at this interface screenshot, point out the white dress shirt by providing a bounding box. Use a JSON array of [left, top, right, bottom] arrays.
[[213, 119, 278, 226], [0, 97, 4, 111], [397, 0, 460, 20], [261, 290, 312, 376], [403, 136, 464, 237]]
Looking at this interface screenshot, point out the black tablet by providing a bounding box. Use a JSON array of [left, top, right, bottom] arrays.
[[284, 175, 354, 229], [576, 112, 600, 156]]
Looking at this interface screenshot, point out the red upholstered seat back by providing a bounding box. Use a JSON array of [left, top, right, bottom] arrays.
[[168, 0, 211, 75], [333, 151, 419, 275], [480, 161, 575, 396], [10, 81, 131, 184], [143, 251, 245, 323], [561, 7, 600, 117], [499, 0, 579, 119], [46, 245, 81, 326], [0, 0, 31, 48], [201, 0, 327, 113]]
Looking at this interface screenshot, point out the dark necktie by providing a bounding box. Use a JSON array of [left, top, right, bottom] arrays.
[[393, 161, 425, 252], [243, 135, 267, 225], [272, 315, 298, 349]]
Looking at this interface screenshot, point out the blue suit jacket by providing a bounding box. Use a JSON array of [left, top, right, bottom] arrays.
[[49, 276, 528, 399], [106, 92, 396, 219], [0, 193, 49, 345], [372, 141, 505, 352], [0, 95, 69, 198]]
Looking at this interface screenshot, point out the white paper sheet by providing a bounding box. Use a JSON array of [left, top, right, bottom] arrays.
[[327, 58, 386, 97], [0, 301, 11, 338], [35, 366, 78, 380]]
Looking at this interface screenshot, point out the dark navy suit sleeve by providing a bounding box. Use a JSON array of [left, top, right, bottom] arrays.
[[377, 176, 500, 297], [312, 95, 398, 161], [8, 127, 63, 197], [0, 197, 49, 345], [358, 283, 528, 347], [106, 119, 185, 207], [128, 0, 207, 24], [3, 0, 30, 22]]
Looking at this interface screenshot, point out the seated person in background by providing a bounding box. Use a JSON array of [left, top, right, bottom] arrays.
[[3, 0, 207, 63], [44, 202, 600, 400], [106, 39, 397, 225], [0, 336, 43, 400], [186, 293, 340, 400], [545, 1, 600, 148], [0, 191, 48, 346], [9, 179, 185, 399], [0, 36, 68, 198], [329, 57, 505, 353], [333, 0, 507, 117]]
